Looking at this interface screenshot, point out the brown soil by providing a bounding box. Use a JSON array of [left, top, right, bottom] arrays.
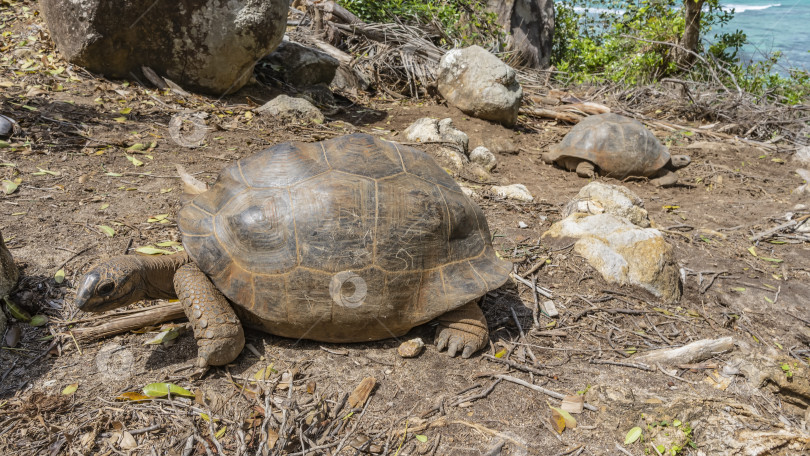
[[1, 2, 808, 455]]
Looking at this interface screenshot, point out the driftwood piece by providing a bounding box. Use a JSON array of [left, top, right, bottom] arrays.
[[635, 336, 735, 366], [519, 107, 583, 124], [317, 1, 362, 25], [72, 302, 185, 341], [559, 102, 611, 116]]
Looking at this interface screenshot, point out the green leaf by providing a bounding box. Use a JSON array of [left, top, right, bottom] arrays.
[[144, 327, 182, 345], [29, 315, 49, 327], [142, 382, 194, 398], [550, 406, 577, 429], [54, 269, 65, 284], [415, 434, 428, 443], [119, 107, 132, 115], [97, 225, 115, 237], [135, 246, 173, 255], [625, 426, 643, 445], [1, 178, 20, 195], [761, 257, 783, 263], [32, 168, 60, 176], [747, 246, 757, 257], [126, 155, 144, 167], [127, 143, 145, 151]]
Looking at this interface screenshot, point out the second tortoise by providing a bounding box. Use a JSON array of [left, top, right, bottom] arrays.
[[543, 113, 691, 187], [75, 134, 512, 367]]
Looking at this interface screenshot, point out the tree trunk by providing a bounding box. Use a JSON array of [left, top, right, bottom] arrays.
[[678, 0, 705, 67]]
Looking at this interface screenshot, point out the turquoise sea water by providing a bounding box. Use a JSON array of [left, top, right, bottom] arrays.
[[715, 0, 810, 72], [567, 0, 810, 73]]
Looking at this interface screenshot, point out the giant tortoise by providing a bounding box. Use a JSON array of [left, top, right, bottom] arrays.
[[1, 231, 19, 339], [542, 113, 691, 187], [75, 134, 512, 367]]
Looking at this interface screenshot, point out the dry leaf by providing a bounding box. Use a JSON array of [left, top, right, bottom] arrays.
[[348, 377, 376, 408], [561, 395, 584, 414], [550, 406, 577, 429], [62, 383, 78, 395], [549, 409, 566, 434], [119, 431, 137, 450]]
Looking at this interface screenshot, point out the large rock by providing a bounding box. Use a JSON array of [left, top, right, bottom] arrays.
[[562, 182, 650, 228], [487, 0, 554, 68], [543, 213, 681, 303], [437, 46, 522, 127], [263, 39, 339, 87], [39, 0, 287, 95]]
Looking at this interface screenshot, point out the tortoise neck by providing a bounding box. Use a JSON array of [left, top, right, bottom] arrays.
[[136, 252, 191, 300]]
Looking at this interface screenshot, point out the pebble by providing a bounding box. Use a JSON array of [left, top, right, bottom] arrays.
[[397, 338, 425, 358]]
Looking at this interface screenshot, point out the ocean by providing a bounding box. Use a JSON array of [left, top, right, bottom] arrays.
[[717, 0, 810, 72], [567, 0, 810, 73]]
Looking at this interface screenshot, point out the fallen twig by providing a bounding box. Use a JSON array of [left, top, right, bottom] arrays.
[[72, 302, 185, 340], [495, 375, 597, 411]]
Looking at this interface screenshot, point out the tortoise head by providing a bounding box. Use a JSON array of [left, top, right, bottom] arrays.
[[669, 154, 691, 169], [75, 257, 147, 312]]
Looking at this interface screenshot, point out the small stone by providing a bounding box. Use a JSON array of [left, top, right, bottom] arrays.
[[518, 221, 528, 229], [469, 146, 497, 171], [467, 163, 491, 181], [256, 95, 324, 123], [491, 184, 533, 202], [397, 338, 425, 358], [486, 137, 518, 155]]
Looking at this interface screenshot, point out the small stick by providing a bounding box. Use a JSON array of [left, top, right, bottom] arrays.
[[72, 302, 186, 340], [483, 354, 554, 377], [590, 358, 653, 371], [451, 379, 502, 407], [496, 375, 597, 411], [615, 444, 634, 456], [510, 273, 553, 298], [657, 363, 698, 385]]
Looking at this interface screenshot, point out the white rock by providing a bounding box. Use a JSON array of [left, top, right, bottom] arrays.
[[437, 46, 522, 127], [518, 221, 528, 228], [542, 213, 681, 303], [563, 182, 650, 228], [256, 95, 324, 123], [469, 146, 497, 171], [794, 146, 810, 166], [491, 184, 533, 202], [404, 117, 469, 153]]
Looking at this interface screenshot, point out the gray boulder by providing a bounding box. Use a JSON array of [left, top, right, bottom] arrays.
[[263, 40, 340, 87], [486, 0, 554, 68], [256, 96, 324, 123], [39, 0, 287, 95], [437, 46, 522, 127]]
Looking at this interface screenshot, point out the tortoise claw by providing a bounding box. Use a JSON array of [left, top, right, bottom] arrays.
[[447, 339, 462, 358], [461, 345, 475, 359]]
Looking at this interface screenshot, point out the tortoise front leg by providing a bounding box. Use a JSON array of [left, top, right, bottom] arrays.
[[174, 264, 245, 367], [650, 169, 679, 187], [435, 300, 488, 358], [575, 160, 596, 178]]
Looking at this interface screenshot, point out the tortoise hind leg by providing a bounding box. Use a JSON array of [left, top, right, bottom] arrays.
[[435, 300, 488, 359], [174, 264, 245, 367]]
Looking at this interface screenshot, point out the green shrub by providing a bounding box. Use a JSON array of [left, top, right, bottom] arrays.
[[337, 0, 502, 47]]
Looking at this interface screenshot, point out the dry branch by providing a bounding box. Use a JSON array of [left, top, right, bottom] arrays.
[[519, 107, 583, 124], [72, 302, 185, 340], [635, 336, 735, 366]]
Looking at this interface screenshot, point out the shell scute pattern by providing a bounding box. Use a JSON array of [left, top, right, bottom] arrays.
[[179, 134, 511, 341]]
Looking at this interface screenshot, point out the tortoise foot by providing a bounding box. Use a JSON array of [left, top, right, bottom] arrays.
[[175, 264, 245, 367], [434, 300, 488, 359], [575, 161, 596, 179], [650, 169, 678, 187]]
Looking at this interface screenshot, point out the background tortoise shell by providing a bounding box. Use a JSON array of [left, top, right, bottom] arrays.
[[177, 134, 511, 343], [546, 113, 671, 178]]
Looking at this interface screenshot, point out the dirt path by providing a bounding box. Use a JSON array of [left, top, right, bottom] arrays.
[[1, 2, 808, 455]]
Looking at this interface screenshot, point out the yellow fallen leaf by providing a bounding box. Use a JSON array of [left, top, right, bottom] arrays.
[[54, 269, 65, 284], [62, 383, 78, 395]]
